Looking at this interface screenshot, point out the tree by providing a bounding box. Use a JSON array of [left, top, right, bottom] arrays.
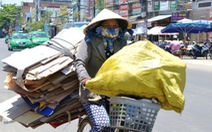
[[0, 4, 21, 31], [96, 0, 105, 12], [28, 10, 52, 31]]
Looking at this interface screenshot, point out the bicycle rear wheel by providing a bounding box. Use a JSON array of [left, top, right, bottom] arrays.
[[77, 116, 92, 132]]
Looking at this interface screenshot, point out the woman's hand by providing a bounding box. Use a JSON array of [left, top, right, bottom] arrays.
[[82, 78, 91, 86]]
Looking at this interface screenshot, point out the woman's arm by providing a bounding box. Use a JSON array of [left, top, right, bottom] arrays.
[[74, 39, 91, 82]]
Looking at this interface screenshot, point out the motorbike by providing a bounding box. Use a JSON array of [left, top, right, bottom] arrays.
[[164, 45, 182, 58], [186, 44, 194, 56], [208, 44, 212, 59], [180, 44, 193, 58], [5, 35, 9, 44], [191, 43, 209, 59]]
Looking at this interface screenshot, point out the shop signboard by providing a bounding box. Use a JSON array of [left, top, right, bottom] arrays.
[[160, 1, 169, 11], [170, 0, 177, 10], [154, 0, 160, 11], [119, 0, 128, 4], [171, 12, 188, 22], [119, 5, 129, 18], [132, 3, 141, 15], [148, 1, 153, 12], [128, 0, 139, 3]]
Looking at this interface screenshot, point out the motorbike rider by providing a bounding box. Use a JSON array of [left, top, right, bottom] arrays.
[[5, 35, 9, 44], [74, 9, 133, 131], [169, 36, 181, 54]]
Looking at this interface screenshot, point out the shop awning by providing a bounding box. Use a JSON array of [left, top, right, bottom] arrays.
[[131, 15, 171, 24], [148, 15, 171, 22], [129, 15, 140, 22]]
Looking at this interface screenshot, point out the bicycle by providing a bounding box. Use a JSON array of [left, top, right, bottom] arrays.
[[77, 96, 160, 132], [77, 115, 92, 132]]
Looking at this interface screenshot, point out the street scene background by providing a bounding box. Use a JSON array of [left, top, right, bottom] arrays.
[[0, 38, 212, 132]]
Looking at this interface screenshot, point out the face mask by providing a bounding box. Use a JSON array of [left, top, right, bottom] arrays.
[[101, 27, 120, 38]]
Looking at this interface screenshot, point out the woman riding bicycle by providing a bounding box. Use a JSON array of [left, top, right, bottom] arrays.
[[74, 9, 133, 132]]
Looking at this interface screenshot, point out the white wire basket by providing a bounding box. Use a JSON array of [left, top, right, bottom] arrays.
[[109, 96, 160, 132]]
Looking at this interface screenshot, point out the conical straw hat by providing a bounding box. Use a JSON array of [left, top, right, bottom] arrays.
[[83, 8, 132, 34]]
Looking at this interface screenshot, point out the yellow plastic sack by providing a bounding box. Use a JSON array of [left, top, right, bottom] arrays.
[[86, 40, 186, 113]]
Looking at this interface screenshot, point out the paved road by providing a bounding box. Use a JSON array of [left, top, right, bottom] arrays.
[[154, 57, 212, 132], [182, 56, 212, 71]]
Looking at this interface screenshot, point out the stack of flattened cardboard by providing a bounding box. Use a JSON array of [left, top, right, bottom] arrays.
[[0, 27, 86, 128]]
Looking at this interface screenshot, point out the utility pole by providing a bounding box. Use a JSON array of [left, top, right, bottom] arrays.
[[77, 0, 80, 21], [93, 0, 95, 17], [0, 0, 2, 8], [144, 0, 148, 38], [35, 0, 40, 21], [16, 8, 21, 32]]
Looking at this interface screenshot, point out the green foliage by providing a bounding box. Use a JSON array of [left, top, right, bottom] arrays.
[[73, 12, 80, 21], [29, 20, 45, 31], [28, 11, 52, 31], [0, 4, 21, 30], [96, 0, 105, 10]]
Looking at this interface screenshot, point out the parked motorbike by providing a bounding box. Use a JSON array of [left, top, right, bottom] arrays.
[[208, 44, 212, 59], [191, 43, 209, 59], [186, 44, 194, 56], [180, 45, 193, 58]]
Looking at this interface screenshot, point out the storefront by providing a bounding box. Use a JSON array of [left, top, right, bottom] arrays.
[[132, 15, 172, 41]]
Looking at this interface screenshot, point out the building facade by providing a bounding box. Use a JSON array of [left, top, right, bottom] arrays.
[[22, 0, 190, 26], [190, 0, 212, 42], [22, 0, 212, 41]]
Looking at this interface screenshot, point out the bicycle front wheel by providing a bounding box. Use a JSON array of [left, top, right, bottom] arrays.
[[77, 116, 92, 132]]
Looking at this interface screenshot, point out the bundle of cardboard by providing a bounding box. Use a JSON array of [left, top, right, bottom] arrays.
[[0, 28, 86, 128]]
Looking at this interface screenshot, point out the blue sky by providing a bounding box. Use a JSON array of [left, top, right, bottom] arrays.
[[2, 0, 33, 6]]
